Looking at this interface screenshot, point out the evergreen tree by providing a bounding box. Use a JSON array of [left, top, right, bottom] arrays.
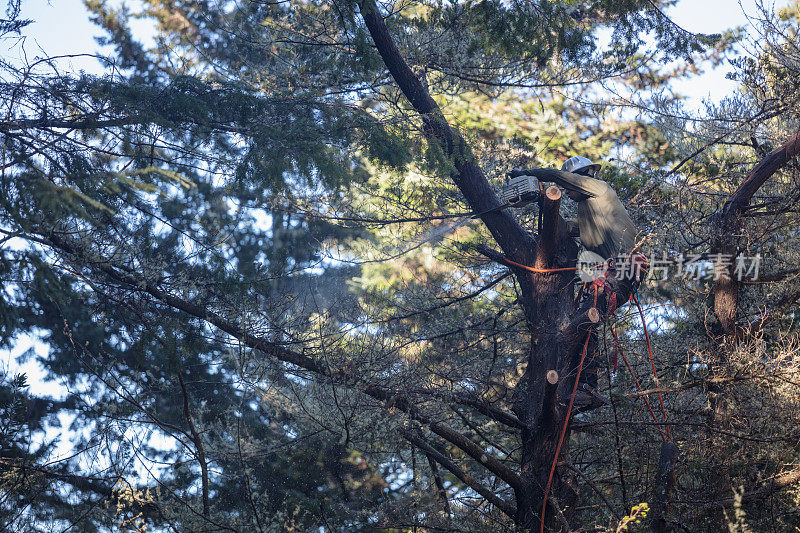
[[6, 1, 800, 531]]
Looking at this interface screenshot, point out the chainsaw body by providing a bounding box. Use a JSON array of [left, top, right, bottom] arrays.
[[499, 173, 540, 206]]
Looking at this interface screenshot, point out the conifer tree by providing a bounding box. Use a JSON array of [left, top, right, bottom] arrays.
[[6, 1, 800, 531]]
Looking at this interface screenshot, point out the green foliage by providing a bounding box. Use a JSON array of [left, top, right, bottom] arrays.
[[12, 0, 800, 531]]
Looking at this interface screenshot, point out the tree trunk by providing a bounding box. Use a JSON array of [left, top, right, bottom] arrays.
[[514, 269, 580, 529], [703, 129, 800, 526], [650, 441, 678, 533], [357, 3, 642, 528], [508, 187, 575, 528]]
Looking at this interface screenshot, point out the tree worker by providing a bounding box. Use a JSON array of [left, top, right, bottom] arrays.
[[508, 157, 644, 410], [508, 156, 639, 261]]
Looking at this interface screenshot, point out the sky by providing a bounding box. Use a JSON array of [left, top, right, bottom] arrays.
[[5, 0, 788, 108], [0, 0, 790, 452]]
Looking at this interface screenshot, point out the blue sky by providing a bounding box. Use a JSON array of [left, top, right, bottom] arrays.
[[6, 0, 788, 108]]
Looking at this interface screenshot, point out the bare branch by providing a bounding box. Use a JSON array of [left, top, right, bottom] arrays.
[[357, 0, 535, 264], [399, 427, 517, 520]]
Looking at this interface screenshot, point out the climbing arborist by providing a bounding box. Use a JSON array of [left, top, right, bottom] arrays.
[[508, 156, 639, 261], [508, 157, 645, 409]]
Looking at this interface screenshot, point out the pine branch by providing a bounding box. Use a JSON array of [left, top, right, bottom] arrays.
[[35, 231, 523, 494], [399, 427, 516, 519]]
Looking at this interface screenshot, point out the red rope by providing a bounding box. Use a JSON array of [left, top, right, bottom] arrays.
[[613, 326, 667, 441], [633, 294, 672, 440], [539, 285, 599, 533]]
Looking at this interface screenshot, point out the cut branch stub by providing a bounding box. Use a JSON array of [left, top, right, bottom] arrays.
[[546, 370, 559, 385], [565, 305, 603, 338], [545, 185, 562, 201]]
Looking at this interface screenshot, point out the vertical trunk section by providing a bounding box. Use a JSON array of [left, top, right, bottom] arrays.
[[512, 188, 580, 529], [650, 441, 678, 533], [513, 277, 581, 529], [513, 258, 640, 528]]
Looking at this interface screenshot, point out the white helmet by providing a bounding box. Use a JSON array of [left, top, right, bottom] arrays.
[[562, 156, 601, 176]]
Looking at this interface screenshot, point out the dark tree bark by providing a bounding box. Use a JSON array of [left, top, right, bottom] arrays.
[[650, 441, 678, 533], [711, 127, 800, 336], [356, 0, 535, 265]]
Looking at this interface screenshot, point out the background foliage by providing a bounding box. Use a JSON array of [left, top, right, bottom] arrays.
[[1, 0, 799, 531]]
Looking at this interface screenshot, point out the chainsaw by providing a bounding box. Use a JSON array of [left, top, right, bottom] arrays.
[[498, 171, 541, 207], [470, 170, 540, 219]]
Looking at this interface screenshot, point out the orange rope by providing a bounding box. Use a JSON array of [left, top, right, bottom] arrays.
[[613, 326, 667, 441], [501, 256, 583, 274], [633, 294, 672, 440], [539, 285, 598, 533], [500, 256, 610, 276]]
